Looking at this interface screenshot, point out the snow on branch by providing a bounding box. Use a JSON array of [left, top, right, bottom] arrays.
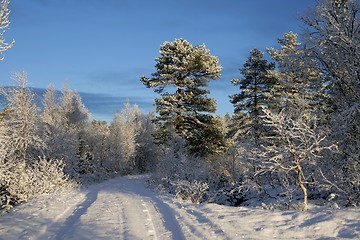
[[0, 0, 14, 60]]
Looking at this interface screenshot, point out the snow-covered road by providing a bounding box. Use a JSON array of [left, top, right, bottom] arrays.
[[0, 176, 186, 239], [0, 175, 359, 239]]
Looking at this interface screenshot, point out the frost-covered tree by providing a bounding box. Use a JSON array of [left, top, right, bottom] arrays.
[[118, 102, 143, 173], [0, 0, 14, 60], [108, 113, 123, 172], [41, 85, 67, 159], [302, 0, 360, 204], [0, 72, 44, 166], [135, 112, 159, 173], [267, 32, 326, 109], [61, 86, 90, 175], [302, 0, 360, 108], [61, 86, 90, 130], [141, 38, 225, 157], [40, 85, 90, 177], [258, 97, 337, 209], [0, 73, 61, 208], [85, 120, 109, 171], [0, 106, 10, 164], [108, 103, 143, 174], [230, 48, 276, 146]]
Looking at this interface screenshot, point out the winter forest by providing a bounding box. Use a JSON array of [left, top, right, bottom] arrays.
[[0, 0, 359, 213]]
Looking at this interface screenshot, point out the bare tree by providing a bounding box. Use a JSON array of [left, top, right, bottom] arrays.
[[85, 120, 110, 171], [0, 73, 73, 209], [0, 0, 14, 60], [108, 103, 143, 174], [40, 85, 90, 177], [258, 97, 337, 209], [302, 0, 360, 206], [0, 72, 44, 167]]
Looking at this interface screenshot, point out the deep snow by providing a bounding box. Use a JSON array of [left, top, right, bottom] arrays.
[[0, 175, 359, 239]]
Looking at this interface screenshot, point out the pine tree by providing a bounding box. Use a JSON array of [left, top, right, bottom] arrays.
[[141, 38, 225, 157], [229, 49, 276, 146], [267, 32, 325, 109]]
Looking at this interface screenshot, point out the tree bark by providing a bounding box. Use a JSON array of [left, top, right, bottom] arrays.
[[296, 165, 308, 210]]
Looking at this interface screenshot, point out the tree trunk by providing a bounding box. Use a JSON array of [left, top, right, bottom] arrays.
[[296, 165, 308, 210]]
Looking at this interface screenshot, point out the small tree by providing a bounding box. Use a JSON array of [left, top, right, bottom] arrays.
[[141, 38, 225, 157], [85, 120, 110, 171], [0, 72, 44, 166], [108, 103, 143, 174], [135, 112, 159, 173], [41, 85, 66, 159], [258, 97, 337, 209], [0, 0, 14, 60]]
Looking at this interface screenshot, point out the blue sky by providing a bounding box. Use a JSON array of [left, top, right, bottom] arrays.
[[0, 0, 314, 122]]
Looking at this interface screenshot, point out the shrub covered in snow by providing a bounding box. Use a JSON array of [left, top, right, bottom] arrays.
[[0, 157, 76, 210], [175, 180, 209, 204], [209, 184, 249, 207]]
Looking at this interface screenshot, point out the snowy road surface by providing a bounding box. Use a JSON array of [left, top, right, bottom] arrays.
[[0, 175, 359, 239]]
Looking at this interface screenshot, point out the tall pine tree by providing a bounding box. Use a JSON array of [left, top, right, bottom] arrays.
[[141, 38, 225, 157], [229, 49, 276, 146], [267, 32, 326, 110]]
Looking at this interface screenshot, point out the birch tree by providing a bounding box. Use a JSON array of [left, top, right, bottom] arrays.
[[0, 0, 14, 60], [108, 103, 143, 174], [41, 85, 67, 160], [0, 72, 44, 166], [302, 0, 360, 204], [135, 112, 159, 173], [40, 85, 90, 177], [0, 72, 47, 207], [259, 97, 337, 210], [85, 120, 109, 171]]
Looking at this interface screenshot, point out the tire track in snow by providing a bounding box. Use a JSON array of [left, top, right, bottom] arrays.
[[141, 200, 158, 239], [117, 176, 186, 240], [119, 197, 154, 239], [142, 196, 186, 240], [22, 190, 88, 240], [52, 189, 99, 240], [120, 176, 186, 240], [170, 201, 230, 240]]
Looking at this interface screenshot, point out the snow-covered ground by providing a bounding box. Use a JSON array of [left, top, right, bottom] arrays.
[[0, 175, 359, 240]]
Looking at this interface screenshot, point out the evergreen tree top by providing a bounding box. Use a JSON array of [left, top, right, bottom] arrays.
[[141, 38, 222, 94]]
